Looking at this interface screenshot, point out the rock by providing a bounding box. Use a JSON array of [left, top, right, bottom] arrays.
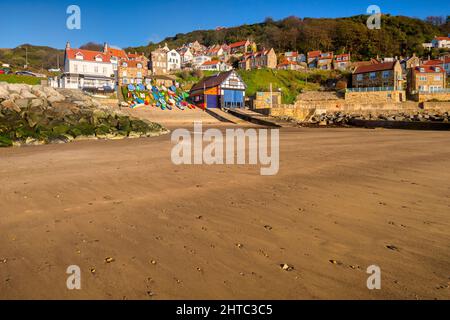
[[1, 99, 21, 113], [30, 98, 44, 108], [47, 94, 65, 104], [0, 85, 9, 100], [105, 257, 115, 263], [280, 264, 294, 271], [31, 86, 47, 99], [20, 89, 37, 99], [14, 99, 29, 110], [7, 84, 29, 94]]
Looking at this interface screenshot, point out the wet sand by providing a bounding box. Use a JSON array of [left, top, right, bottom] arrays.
[[1, 126, 450, 299]]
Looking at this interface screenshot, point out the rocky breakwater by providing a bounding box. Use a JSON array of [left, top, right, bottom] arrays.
[[0, 83, 169, 147], [310, 111, 450, 126]]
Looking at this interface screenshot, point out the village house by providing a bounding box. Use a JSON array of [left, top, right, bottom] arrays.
[[284, 51, 306, 64], [333, 53, 351, 70], [349, 60, 406, 102], [408, 65, 446, 94], [167, 49, 181, 71], [193, 55, 212, 68], [352, 61, 404, 90], [229, 40, 256, 55], [307, 50, 321, 68], [149, 46, 169, 75], [443, 56, 450, 75], [238, 48, 277, 70], [188, 41, 206, 54], [206, 45, 225, 58], [190, 70, 247, 109], [400, 54, 421, 75], [277, 59, 304, 71], [177, 47, 194, 67], [61, 42, 116, 90], [317, 52, 334, 70], [431, 35, 450, 49], [199, 60, 232, 72], [117, 59, 148, 86]]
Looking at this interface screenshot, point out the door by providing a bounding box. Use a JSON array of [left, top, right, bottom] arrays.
[[206, 95, 218, 108], [223, 90, 244, 108]]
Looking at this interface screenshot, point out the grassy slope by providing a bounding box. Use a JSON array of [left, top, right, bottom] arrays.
[[0, 74, 42, 85]]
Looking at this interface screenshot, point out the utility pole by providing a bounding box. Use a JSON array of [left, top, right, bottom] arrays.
[[24, 46, 28, 69]]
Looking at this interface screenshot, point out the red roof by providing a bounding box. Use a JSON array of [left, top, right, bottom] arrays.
[[66, 48, 111, 62], [106, 48, 128, 59], [229, 41, 248, 48], [202, 60, 220, 66], [435, 36, 450, 41], [423, 59, 444, 66], [307, 50, 321, 58], [413, 65, 445, 74], [353, 61, 396, 74], [278, 59, 298, 66], [335, 53, 350, 61]]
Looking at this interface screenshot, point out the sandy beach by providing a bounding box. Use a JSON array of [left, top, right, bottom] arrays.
[[1, 123, 449, 300]]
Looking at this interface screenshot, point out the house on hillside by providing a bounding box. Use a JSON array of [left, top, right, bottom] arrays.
[[284, 51, 306, 64], [238, 48, 277, 70], [192, 55, 212, 68], [333, 53, 351, 70], [229, 40, 256, 55], [408, 65, 446, 94], [431, 35, 450, 49], [117, 59, 148, 86], [167, 49, 181, 71], [149, 46, 169, 75], [307, 50, 321, 68], [400, 54, 420, 74], [177, 47, 194, 67], [199, 60, 232, 72], [352, 61, 404, 90], [317, 52, 334, 70], [277, 59, 305, 71], [189, 70, 247, 109], [61, 42, 116, 90]]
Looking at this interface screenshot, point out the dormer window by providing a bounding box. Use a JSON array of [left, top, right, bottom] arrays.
[[137, 63, 142, 69], [435, 67, 441, 72], [95, 55, 103, 62], [75, 52, 84, 60], [420, 68, 425, 73], [122, 62, 128, 67]]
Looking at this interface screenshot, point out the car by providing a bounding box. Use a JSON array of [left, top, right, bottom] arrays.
[[0, 70, 5, 75], [15, 71, 36, 77]]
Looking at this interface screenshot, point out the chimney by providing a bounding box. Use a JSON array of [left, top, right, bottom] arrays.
[[103, 42, 109, 53], [65, 41, 71, 50]]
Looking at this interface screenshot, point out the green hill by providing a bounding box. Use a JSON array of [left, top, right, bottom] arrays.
[[0, 44, 64, 73], [127, 14, 449, 60]]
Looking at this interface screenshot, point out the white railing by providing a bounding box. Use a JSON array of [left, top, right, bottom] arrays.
[[347, 87, 395, 92]]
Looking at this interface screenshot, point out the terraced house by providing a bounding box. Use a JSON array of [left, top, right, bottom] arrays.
[[408, 65, 446, 94], [238, 48, 277, 70], [352, 61, 404, 90], [117, 58, 148, 86]]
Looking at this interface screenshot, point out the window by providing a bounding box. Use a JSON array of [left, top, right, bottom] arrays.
[[122, 71, 127, 77], [369, 72, 376, 79], [137, 63, 142, 69], [137, 72, 142, 78], [435, 75, 441, 81], [382, 71, 391, 78], [122, 62, 128, 67], [419, 76, 427, 81]]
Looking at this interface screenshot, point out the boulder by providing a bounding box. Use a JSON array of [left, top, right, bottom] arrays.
[[7, 83, 29, 94], [1, 100, 21, 113], [0, 85, 9, 100], [20, 89, 37, 99]]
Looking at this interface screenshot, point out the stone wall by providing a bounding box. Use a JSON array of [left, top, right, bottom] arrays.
[[412, 92, 450, 102], [345, 90, 406, 103]]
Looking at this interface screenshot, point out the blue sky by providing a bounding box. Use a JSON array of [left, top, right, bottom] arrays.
[[0, 0, 448, 49]]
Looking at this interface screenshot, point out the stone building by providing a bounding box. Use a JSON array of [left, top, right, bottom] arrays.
[[352, 61, 404, 90], [238, 48, 277, 70], [117, 59, 148, 86], [149, 46, 169, 75]]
